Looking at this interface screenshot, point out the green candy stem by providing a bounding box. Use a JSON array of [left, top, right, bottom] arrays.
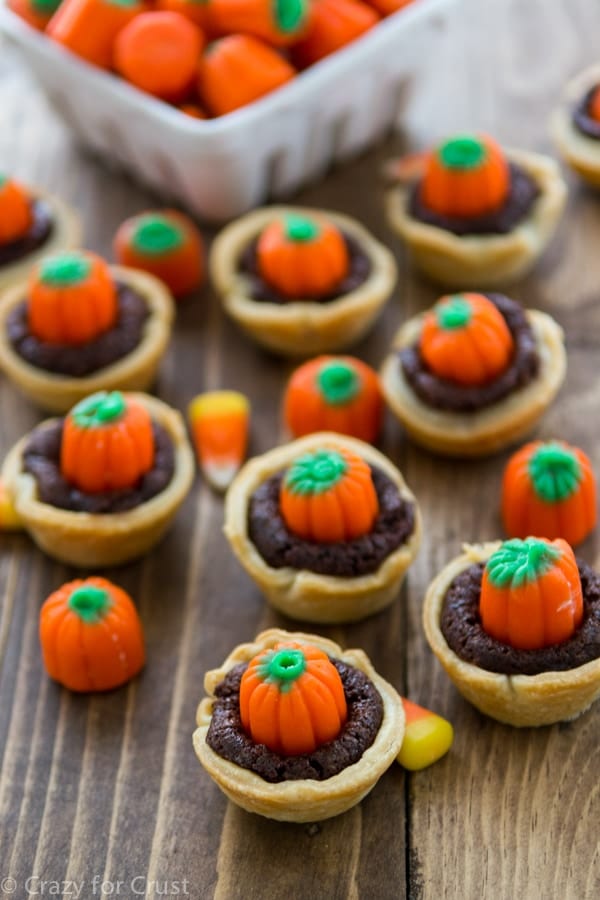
[[439, 135, 486, 170], [285, 215, 320, 243], [258, 647, 306, 690], [528, 443, 582, 503], [285, 449, 348, 495], [435, 295, 472, 330], [275, 0, 307, 33], [317, 361, 360, 405], [0, 174, 7, 189], [486, 538, 561, 589], [40, 253, 91, 287], [72, 391, 126, 428], [132, 216, 184, 257], [32, 0, 61, 12], [68, 585, 111, 624]]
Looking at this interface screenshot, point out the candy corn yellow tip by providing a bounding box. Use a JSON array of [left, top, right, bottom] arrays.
[[189, 391, 250, 422]]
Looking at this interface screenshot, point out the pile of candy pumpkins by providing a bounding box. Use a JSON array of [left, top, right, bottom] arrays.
[[8, 0, 415, 117]]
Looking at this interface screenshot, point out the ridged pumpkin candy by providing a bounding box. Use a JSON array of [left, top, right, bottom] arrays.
[[40, 577, 145, 692], [480, 537, 583, 651], [239, 641, 347, 755], [502, 441, 597, 547], [0, 175, 32, 244], [420, 293, 514, 386], [284, 355, 383, 442]]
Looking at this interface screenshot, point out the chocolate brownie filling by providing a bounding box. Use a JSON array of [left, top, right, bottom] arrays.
[[7, 282, 149, 377], [572, 85, 600, 140], [441, 560, 600, 676], [248, 465, 415, 577], [399, 293, 539, 412], [409, 163, 539, 236], [238, 232, 372, 304], [0, 199, 53, 267], [22, 419, 175, 513], [206, 658, 383, 782]]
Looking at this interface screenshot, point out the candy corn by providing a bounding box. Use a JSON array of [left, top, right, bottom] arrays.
[[382, 151, 427, 184], [397, 698, 454, 771], [188, 391, 250, 491], [0, 478, 23, 531]]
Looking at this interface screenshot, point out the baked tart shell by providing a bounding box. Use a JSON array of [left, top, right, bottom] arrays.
[[193, 628, 405, 822], [551, 63, 600, 187]]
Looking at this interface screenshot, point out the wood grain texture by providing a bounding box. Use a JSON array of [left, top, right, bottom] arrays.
[[0, 0, 599, 897]]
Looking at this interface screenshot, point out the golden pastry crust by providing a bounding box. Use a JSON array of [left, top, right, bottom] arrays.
[[224, 432, 422, 624], [0, 266, 175, 414], [210, 206, 397, 357], [193, 628, 405, 822], [380, 309, 566, 457], [386, 150, 567, 288], [551, 63, 600, 186], [1, 393, 194, 567], [0, 187, 81, 292], [423, 543, 600, 727]]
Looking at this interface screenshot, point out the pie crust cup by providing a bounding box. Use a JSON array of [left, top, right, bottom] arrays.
[[210, 206, 398, 357], [386, 150, 567, 288], [423, 542, 600, 727], [380, 308, 566, 458], [193, 628, 405, 822], [224, 432, 422, 624], [0, 188, 81, 292], [1, 393, 194, 568], [551, 63, 600, 187], [0, 266, 175, 414]]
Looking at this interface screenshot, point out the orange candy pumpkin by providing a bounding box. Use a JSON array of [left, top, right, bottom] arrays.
[[113, 210, 205, 298], [502, 441, 597, 547], [420, 134, 510, 219], [364, 0, 413, 15], [284, 356, 383, 442], [28, 251, 117, 345], [280, 446, 379, 543], [61, 391, 155, 494], [40, 577, 145, 692], [8, 0, 61, 31], [47, 0, 144, 70], [257, 214, 349, 298], [0, 176, 32, 245], [239, 641, 347, 755], [480, 537, 583, 651], [588, 86, 600, 123], [292, 0, 379, 68], [420, 293, 514, 386], [206, 0, 312, 47]]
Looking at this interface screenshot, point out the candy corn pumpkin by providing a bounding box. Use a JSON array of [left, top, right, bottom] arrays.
[[284, 356, 383, 442], [188, 390, 250, 490], [0, 176, 32, 245], [28, 251, 117, 345], [8, 0, 62, 30], [40, 577, 145, 692], [502, 441, 597, 547], [60, 391, 155, 493], [239, 641, 347, 755], [420, 293, 514, 385], [480, 537, 583, 651], [420, 134, 510, 219], [280, 447, 379, 542], [113, 210, 204, 298], [292, 0, 378, 68], [47, 0, 144, 69], [206, 0, 312, 47], [257, 214, 349, 298]]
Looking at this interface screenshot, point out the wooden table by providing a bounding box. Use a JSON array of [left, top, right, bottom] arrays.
[[1, 1, 599, 897]]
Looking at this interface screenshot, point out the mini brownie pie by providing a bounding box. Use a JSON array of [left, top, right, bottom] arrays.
[[0, 250, 174, 413], [0, 174, 80, 291], [210, 206, 397, 357], [552, 63, 600, 187], [224, 432, 422, 623], [502, 440, 597, 547], [380, 292, 566, 457], [193, 628, 405, 822], [423, 538, 600, 726], [1, 390, 194, 567], [284, 355, 383, 443], [386, 133, 566, 287]]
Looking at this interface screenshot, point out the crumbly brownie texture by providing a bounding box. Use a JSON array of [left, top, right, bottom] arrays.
[[441, 560, 600, 676], [206, 658, 384, 782], [23, 419, 175, 513], [7, 282, 149, 377], [248, 465, 415, 577], [0, 200, 53, 267], [399, 293, 539, 412]]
